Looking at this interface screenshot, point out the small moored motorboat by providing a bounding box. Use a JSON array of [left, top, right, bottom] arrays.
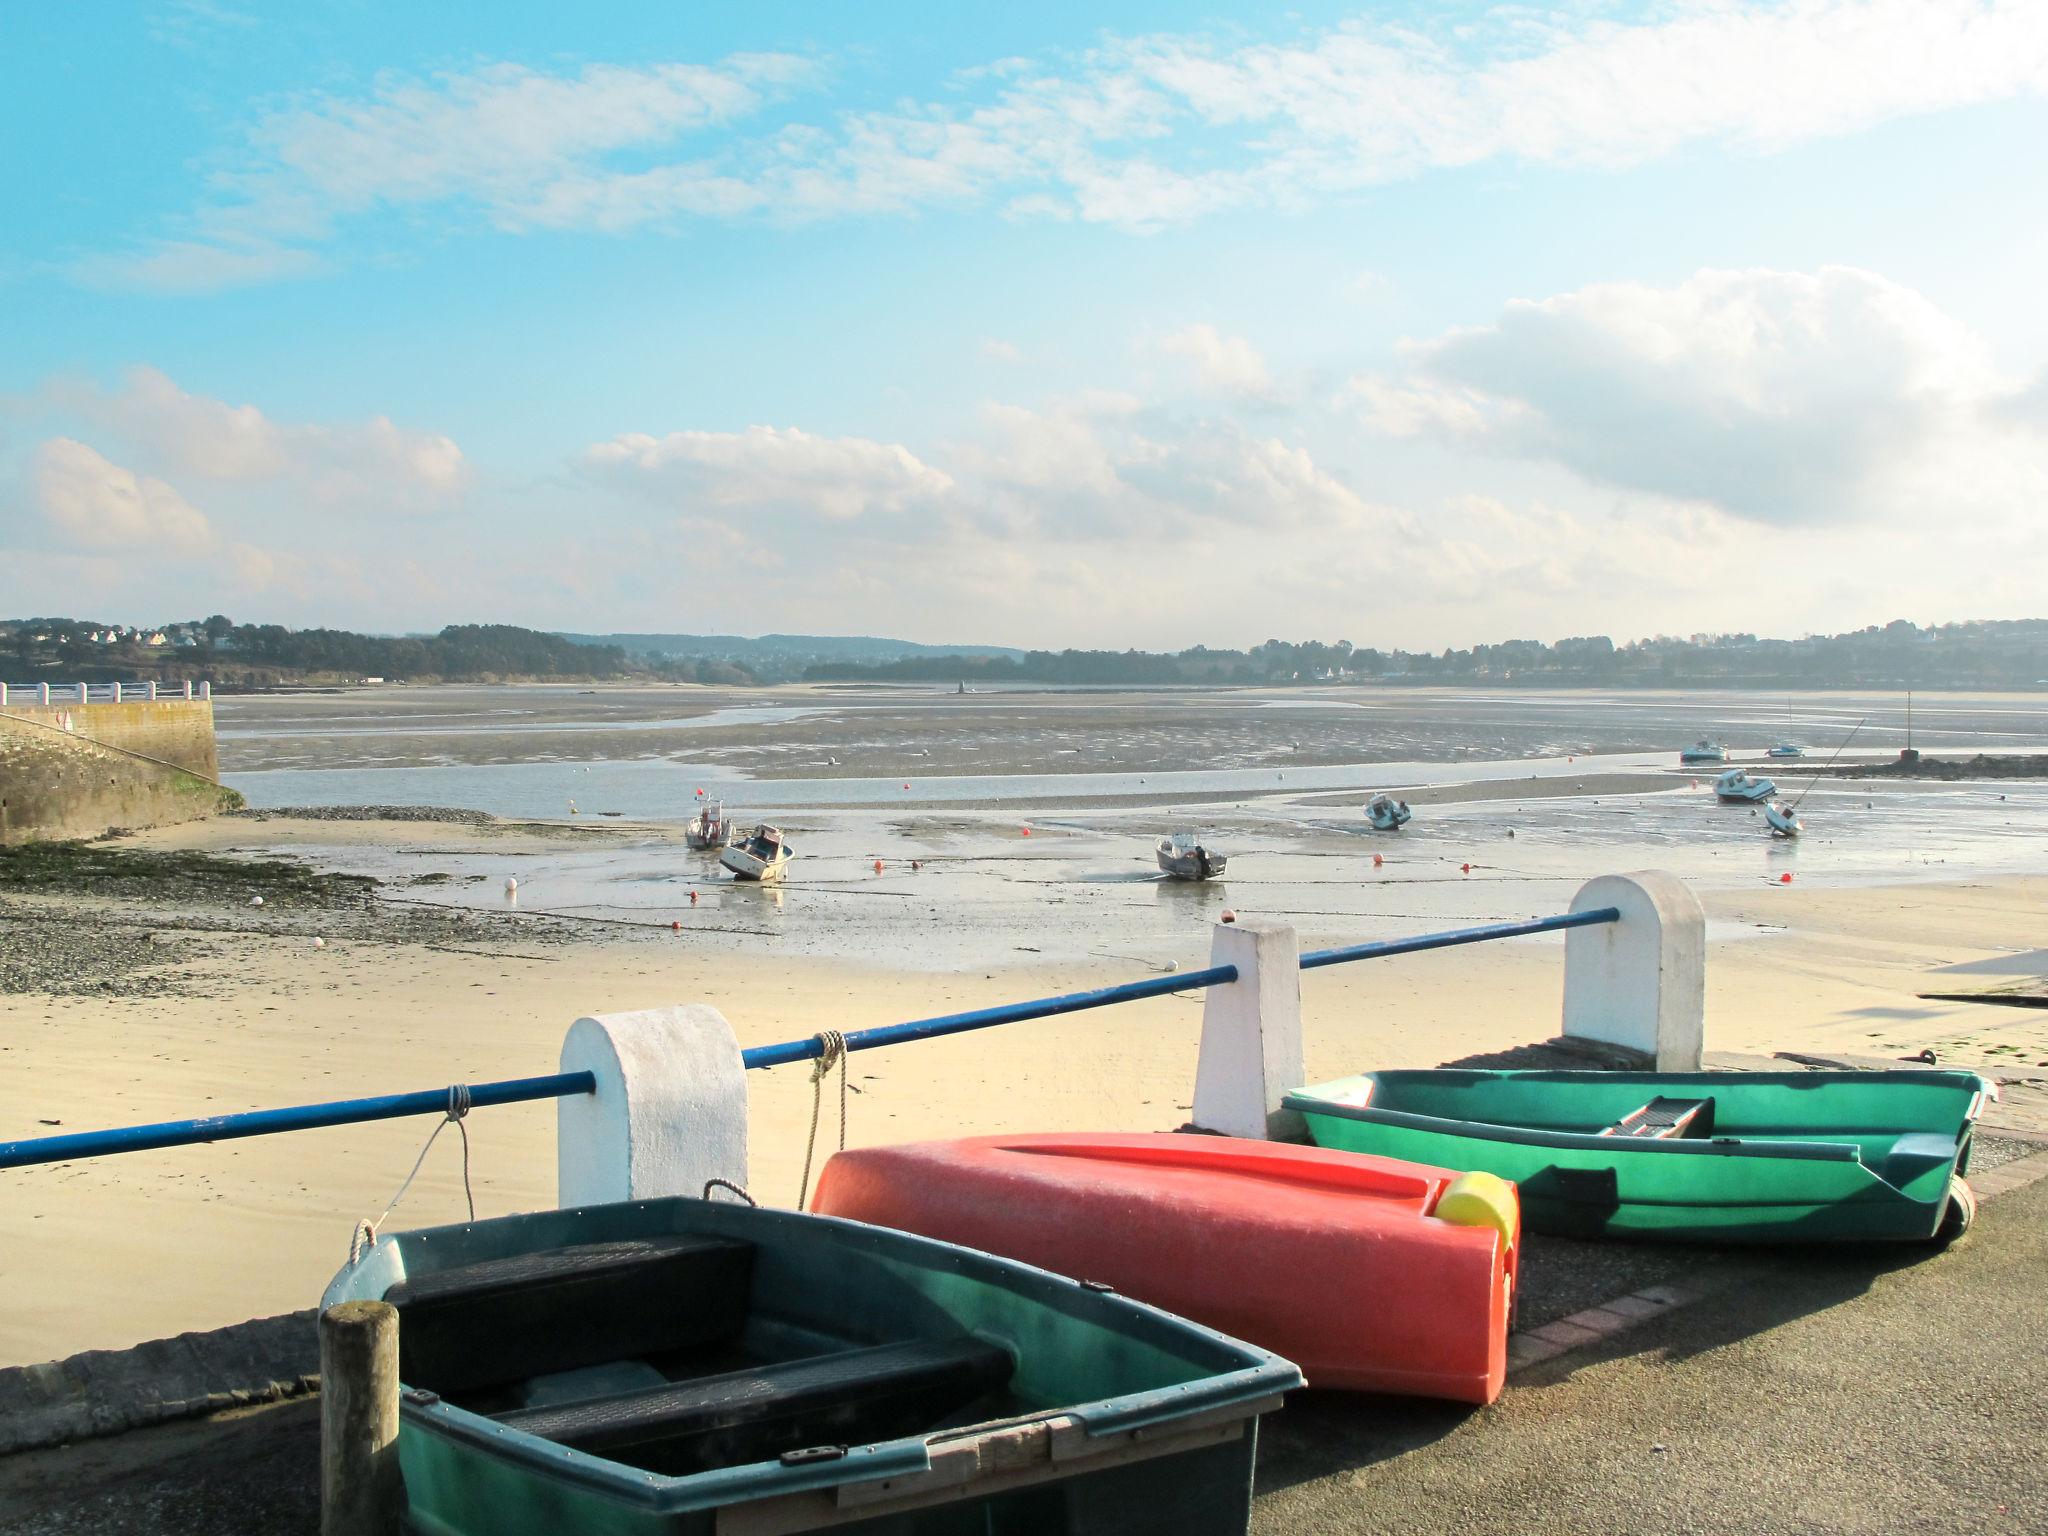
[[1679, 739, 1728, 765], [812, 1132, 1518, 1403], [684, 800, 734, 850], [1765, 799, 1802, 837], [1713, 768, 1777, 803], [326, 1198, 1298, 1536], [1767, 742, 1805, 759], [1365, 793, 1412, 831], [720, 823, 792, 882], [1156, 831, 1227, 880], [1286, 1068, 1993, 1244]]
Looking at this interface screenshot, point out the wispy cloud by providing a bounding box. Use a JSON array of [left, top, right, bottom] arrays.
[[87, 2, 2048, 289]]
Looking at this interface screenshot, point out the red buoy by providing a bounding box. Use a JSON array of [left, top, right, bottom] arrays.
[[1779, 872, 1793, 884], [689, 889, 699, 904], [1221, 910, 1237, 923], [874, 859, 884, 874], [1021, 826, 1032, 836], [671, 919, 681, 931], [1372, 853, 1384, 868], [1461, 863, 1472, 874]]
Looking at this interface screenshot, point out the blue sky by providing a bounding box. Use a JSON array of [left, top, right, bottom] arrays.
[[4, 1, 2046, 648]]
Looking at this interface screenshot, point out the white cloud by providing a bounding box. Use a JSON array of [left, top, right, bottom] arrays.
[[1154, 324, 1273, 399], [88, 2, 2048, 284], [980, 338, 1023, 364], [581, 425, 956, 522], [1357, 265, 2047, 525], [55, 366, 467, 512], [29, 438, 214, 552]]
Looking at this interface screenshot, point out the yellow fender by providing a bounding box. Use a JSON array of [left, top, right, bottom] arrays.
[[1434, 1170, 1519, 1249]]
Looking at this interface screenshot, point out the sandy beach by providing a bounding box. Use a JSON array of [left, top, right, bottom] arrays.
[[4, 799, 2046, 1367]]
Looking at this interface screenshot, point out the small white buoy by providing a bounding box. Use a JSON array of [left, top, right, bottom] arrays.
[[504, 877, 518, 896], [249, 895, 264, 907], [1162, 959, 1179, 973], [311, 936, 325, 949]]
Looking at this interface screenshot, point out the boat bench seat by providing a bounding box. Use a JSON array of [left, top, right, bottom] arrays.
[[495, 1337, 1015, 1475], [387, 1235, 755, 1395], [1876, 1133, 1960, 1191], [1600, 1097, 1715, 1140]]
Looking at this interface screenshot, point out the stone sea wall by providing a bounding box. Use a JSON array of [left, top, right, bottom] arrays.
[[0, 698, 240, 843]]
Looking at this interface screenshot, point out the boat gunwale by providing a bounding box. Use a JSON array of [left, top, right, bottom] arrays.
[[342, 1197, 1301, 1517], [1283, 1067, 1992, 1165]]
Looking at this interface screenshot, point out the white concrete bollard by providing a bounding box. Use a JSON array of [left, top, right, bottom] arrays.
[[1562, 871, 1705, 1071], [1190, 917, 1306, 1140], [558, 1004, 749, 1207]]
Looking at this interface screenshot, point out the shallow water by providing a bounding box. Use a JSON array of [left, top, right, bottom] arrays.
[[215, 685, 2048, 971]]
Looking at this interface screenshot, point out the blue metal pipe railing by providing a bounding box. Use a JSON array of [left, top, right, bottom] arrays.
[[0, 907, 1622, 1172], [0, 1072, 593, 1171], [739, 963, 1241, 1070], [1299, 906, 1618, 970]]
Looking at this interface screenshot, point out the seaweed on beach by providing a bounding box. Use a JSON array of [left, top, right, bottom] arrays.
[[0, 841, 374, 906]]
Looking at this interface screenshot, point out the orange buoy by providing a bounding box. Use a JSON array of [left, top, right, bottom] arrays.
[[1221, 910, 1237, 924], [874, 859, 884, 874], [1372, 853, 1384, 868], [671, 919, 681, 931], [1779, 872, 1793, 884], [689, 889, 699, 904]]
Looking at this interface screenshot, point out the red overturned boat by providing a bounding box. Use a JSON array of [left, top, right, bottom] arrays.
[[811, 1132, 1519, 1404]]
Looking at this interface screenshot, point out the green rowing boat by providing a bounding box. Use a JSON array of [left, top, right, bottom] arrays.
[[1284, 1068, 1992, 1244], [325, 1197, 1300, 1535]]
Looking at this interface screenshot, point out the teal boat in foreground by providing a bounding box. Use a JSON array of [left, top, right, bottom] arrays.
[[1284, 1069, 1993, 1244], [324, 1197, 1300, 1536]]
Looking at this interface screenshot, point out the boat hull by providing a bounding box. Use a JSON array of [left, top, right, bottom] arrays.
[[718, 847, 788, 881], [326, 1198, 1298, 1536], [1287, 1069, 1990, 1244], [812, 1132, 1516, 1403], [1157, 847, 1227, 880]]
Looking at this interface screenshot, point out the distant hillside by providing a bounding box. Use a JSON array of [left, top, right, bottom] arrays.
[[562, 632, 1026, 673]]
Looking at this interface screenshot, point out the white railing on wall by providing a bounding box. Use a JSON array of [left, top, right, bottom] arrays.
[[0, 680, 211, 706]]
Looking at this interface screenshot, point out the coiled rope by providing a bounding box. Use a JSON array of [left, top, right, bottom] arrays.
[[798, 1030, 848, 1207], [348, 1084, 475, 1266]]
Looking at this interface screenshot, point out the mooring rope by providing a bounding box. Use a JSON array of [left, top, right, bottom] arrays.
[[798, 1030, 848, 1208], [347, 1084, 475, 1265], [702, 1177, 758, 1206]]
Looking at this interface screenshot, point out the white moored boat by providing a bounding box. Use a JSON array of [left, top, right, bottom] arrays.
[[1714, 768, 1777, 803], [1365, 794, 1413, 832], [721, 824, 794, 881], [1156, 831, 1227, 881], [685, 800, 735, 850], [1765, 800, 1802, 838], [1679, 739, 1728, 765]]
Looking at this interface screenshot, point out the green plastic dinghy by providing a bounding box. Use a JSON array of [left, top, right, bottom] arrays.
[[324, 1196, 1300, 1536], [1284, 1068, 1993, 1244]]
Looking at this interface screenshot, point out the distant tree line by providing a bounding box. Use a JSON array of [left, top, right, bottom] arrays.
[[0, 617, 678, 685], [804, 620, 2048, 690], [9, 614, 2045, 690]]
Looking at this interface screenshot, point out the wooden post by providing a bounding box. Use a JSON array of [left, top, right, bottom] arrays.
[[320, 1300, 403, 1536]]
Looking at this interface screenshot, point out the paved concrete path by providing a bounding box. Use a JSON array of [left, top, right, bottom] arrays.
[[1256, 1173, 2048, 1535], [3, 1177, 2042, 1535]]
